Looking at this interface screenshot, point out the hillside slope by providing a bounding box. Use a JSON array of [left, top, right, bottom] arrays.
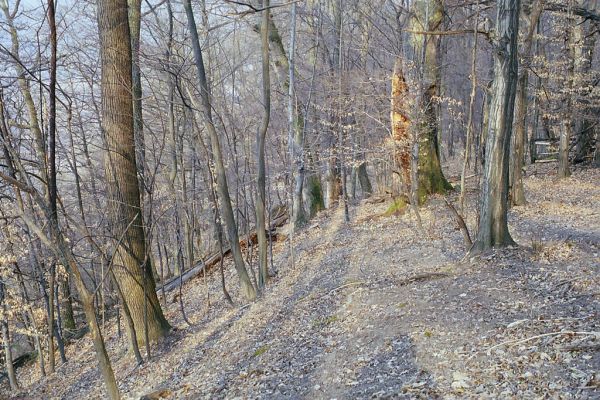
[[8, 165, 600, 399]]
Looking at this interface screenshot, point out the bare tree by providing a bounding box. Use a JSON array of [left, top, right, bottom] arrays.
[[97, 0, 171, 345], [470, 0, 521, 254]]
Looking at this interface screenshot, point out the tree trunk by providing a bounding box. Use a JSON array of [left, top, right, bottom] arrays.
[[60, 278, 76, 332], [305, 162, 325, 219], [470, 0, 520, 255], [558, 6, 576, 179], [573, 10, 598, 163], [410, 0, 452, 202], [256, 0, 271, 289], [184, 0, 256, 300], [128, 0, 146, 195], [288, 4, 308, 229], [47, 0, 59, 372], [510, 0, 543, 206], [97, 0, 171, 345], [357, 162, 373, 196]]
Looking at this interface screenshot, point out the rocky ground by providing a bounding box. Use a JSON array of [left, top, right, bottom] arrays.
[[5, 164, 599, 399]]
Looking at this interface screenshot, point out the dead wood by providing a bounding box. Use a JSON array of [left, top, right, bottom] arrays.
[[157, 210, 288, 293]]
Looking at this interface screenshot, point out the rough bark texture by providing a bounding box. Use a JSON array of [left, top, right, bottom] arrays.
[[573, 8, 598, 164], [60, 278, 76, 331], [409, 0, 452, 202], [558, 8, 576, 179], [357, 162, 373, 196], [510, 0, 543, 206], [470, 0, 520, 254], [128, 0, 146, 191], [305, 169, 325, 219], [98, 0, 171, 345]]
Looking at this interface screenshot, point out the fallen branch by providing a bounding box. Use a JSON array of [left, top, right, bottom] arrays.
[[157, 210, 288, 293], [443, 198, 472, 246], [488, 331, 599, 352]]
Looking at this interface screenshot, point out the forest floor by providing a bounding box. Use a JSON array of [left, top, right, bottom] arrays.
[[6, 164, 600, 400]]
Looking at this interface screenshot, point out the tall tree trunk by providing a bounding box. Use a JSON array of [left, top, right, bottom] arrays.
[[410, 0, 452, 202], [510, 0, 543, 205], [326, 0, 343, 209], [128, 0, 146, 195], [288, 3, 308, 228], [256, 1, 271, 289], [47, 0, 59, 372], [558, 4, 576, 179], [460, 3, 481, 212], [470, 0, 520, 255], [183, 0, 256, 300], [97, 0, 171, 345], [573, 4, 598, 163]]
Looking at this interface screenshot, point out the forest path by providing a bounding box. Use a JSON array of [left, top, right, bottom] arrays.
[[12, 165, 599, 399]]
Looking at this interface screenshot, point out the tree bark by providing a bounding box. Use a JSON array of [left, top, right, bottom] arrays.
[[558, 5, 576, 179], [470, 0, 520, 255], [184, 0, 256, 300], [510, 0, 543, 205], [256, 0, 271, 289], [573, 6, 598, 163], [357, 162, 373, 196], [128, 0, 146, 195], [97, 0, 171, 345], [410, 0, 452, 202]]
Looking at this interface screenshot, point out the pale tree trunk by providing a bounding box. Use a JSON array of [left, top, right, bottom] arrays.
[[470, 0, 520, 255], [256, 0, 271, 289], [285, 4, 324, 220], [459, 2, 480, 212], [0, 2, 48, 187], [510, 0, 543, 206], [97, 0, 171, 345], [287, 3, 309, 228], [184, 0, 256, 300]]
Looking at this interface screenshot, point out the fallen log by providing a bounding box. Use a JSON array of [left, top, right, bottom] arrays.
[[157, 210, 288, 293]]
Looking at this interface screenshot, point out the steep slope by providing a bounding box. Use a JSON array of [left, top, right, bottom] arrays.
[[7, 165, 599, 399]]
